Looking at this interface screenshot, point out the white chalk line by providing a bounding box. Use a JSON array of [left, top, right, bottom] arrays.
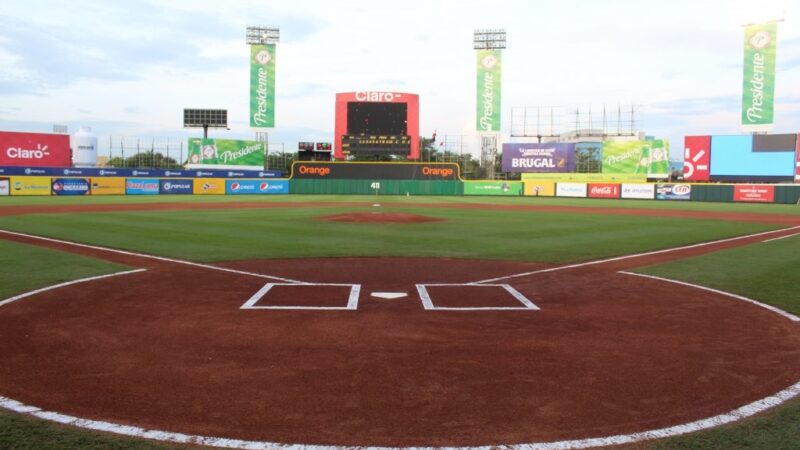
[[620, 271, 800, 322], [241, 283, 361, 310], [0, 229, 306, 284], [0, 380, 798, 450], [0, 269, 146, 307], [470, 225, 800, 284], [762, 232, 800, 243], [415, 283, 540, 311]]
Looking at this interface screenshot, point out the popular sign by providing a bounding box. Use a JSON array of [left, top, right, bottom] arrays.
[[0, 131, 71, 167], [501, 143, 575, 173]]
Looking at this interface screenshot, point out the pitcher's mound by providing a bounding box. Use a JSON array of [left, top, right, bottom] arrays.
[[318, 212, 444, 223]]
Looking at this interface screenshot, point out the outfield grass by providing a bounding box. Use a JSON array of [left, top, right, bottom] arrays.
[[1, 194, 800, 215]]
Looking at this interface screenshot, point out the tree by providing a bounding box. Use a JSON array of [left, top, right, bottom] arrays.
[[105, 152, 181, 169]]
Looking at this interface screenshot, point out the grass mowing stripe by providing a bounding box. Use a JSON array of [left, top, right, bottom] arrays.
[[0, 207, 775, 263]]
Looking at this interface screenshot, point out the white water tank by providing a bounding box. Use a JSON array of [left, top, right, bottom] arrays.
[[71, 126, 98, 167]]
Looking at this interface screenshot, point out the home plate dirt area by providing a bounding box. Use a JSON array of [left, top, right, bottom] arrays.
[[0, 229, 799, 448]]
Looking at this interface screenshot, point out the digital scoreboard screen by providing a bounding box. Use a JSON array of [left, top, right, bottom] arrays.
[[345, 102, 410, 155]]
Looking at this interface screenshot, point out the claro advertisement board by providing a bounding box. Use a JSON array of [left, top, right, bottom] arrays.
[[0, 131, 71, 167]]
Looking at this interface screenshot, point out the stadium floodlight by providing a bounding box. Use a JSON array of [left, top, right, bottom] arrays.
[[246, 26, 280, 44], [183, 108, 229, 138], [473, 29, 506, 49]]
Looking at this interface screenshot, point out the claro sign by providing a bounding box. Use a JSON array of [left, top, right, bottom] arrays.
[[0, 131, 71, 167]]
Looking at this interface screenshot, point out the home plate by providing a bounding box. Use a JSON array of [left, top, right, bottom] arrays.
[[371, 292, 407, 300]]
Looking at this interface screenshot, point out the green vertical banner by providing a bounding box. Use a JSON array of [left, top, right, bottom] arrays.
[[250, 44, 276, 129], [476, 49, 502, 132], [741, 22, 777, 132], [647, 139, 670, 179]]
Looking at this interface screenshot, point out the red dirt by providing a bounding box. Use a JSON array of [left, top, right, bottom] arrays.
[[318, 211, 445, 223], [0, 226, 799, 447]]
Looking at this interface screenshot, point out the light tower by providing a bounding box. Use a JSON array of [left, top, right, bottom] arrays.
[[474, 29, 505, 179], [246, 25, 280, 168]]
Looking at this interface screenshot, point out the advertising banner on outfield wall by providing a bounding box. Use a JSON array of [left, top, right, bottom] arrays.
[[647, 139, 670, 179], [187, 138, 265, 170], [126, 178, 159, 195], [291, 162, 460, 180], [226, 179, 289, 195], [796, 134, 800, 183], [588, 183, 620, 199], [476, 49, 501, 132], [683, 136, 711, 182], [463, 181, 522, 196], [621, 183, 655, 199], [734, 184, 775, 202], [501, 143, 575, 173], [159, 179, 193, 195], [556, 182, 587, 198], [0, 131, 71, 167], [0, 178, 8, 196], [9, 176, 51, 196], [523, 180, 555, 196], [742, 22, 777, 132], [90, 177, 126, 195], [250, 43, 276, 129], [51, 177, 90, 196], [193, 178, 226, 195], [656, 183, 691, 200]]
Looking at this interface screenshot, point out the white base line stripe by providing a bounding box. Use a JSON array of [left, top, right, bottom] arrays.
[[0, 229, 306, 284], [619, 271, 800, 322], [241, 283, 361, 310], [0, 269, 146, 307], [762, 232, 800, 243], [471, 225, 800, 284], [0, 380, 799, 449]]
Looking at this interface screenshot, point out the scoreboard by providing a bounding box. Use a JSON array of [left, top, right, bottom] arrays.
[[341, 135, 411, 155], [334, 92, 419, 160]]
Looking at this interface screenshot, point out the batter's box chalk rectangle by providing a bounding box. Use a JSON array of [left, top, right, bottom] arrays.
[[415, 284, 539, 311], [241, 283, 361, 310]]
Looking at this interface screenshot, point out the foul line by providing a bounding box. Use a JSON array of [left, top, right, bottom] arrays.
[[620, 271, 800, 322], [470, 225, 800, 285], [0, 229, 306, 285], [0, 380, 798, 450], [762, 232, 800, 243], [0, 269, 146, 307]]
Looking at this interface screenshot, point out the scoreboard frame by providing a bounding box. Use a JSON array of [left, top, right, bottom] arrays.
[[334, 92, 419, 160]]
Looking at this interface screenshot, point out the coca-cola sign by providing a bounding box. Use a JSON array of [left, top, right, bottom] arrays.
[[0, 131, 71, 167], [588, 183, 620, 199]]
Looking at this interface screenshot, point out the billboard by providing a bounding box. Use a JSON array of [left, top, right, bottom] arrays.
[[602, 141, 649, 177], [290, 162, 460, 180], [656, 183, 691, 201], [159, 179, 193, 195], [588, 183, 620, 199], [522, 172, 647, 183], [476, 49, 501, 132], [250, 43, 276, 129], [126, 178, 159, 195], [556, 182, 587, 198], [796, 134, 800, 183], [734, 185, 775, 203], [226, 179, 289, 195], [90, 177, 126, 195], [741, 23, 777, 132], [463, 181, 523, 196], [51, 177, 90, 196], [0, 178, 8, 196], [187, 138, 265, 170], [0, 131, 71, 167], [501, 143, 575, 173], [9, 176, 51, 196], [710, 135, 794, 180], [683, 136, 711, 182], [647, 139, 670, 179], [621, 183, 655, 200], [334, 92, 420, 160], [523, 180, 555, 196], [193, 178, 226, 195]]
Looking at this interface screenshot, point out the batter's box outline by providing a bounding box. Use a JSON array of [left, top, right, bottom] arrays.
[[415, 283, 540, 311], [241, 283, 361, 310]]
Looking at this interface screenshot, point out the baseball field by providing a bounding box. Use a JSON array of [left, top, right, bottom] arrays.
[[0, 195, 799, 450]]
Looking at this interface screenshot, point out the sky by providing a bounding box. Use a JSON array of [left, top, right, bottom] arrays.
[[1, 0, 798, 160]]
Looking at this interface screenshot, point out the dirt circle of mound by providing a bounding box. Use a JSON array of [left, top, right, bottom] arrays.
[[318, 211, 445, 223]]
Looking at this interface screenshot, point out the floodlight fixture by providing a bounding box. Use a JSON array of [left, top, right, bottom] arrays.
[[473, 29, 506, 49], [246, 26, 280, 44]]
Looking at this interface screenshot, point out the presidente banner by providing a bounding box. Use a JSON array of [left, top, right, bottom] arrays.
[[476, 49, 501, 132], [0, 178, 8, 196], [90, 177, 126, 195], [463, 181, 523, 196], [0, 131, 71, 167], [647, 139, 670, 179], [187, 138, 265, 170], [9, 176, 51, 196], [602, 141, 649, 179], [250, 43, 276, 129], [291, 162, 460, 180], [741, 22, 777, 132], [51, 177, 90, 196], [226, 179, 289, 195], [502, 143, 575, 173]]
